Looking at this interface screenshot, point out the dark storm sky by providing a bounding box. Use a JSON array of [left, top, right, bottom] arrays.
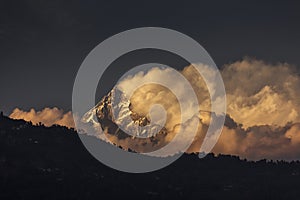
[[0, 0, 300, 114]]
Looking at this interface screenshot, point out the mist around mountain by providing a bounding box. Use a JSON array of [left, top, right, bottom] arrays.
[[1, 113, 300, 200]]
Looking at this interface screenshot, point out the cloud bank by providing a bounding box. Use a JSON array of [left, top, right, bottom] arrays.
[[10, 107, 74, 128], [9, 58, 300, 160], [107, 58, 300, 160]]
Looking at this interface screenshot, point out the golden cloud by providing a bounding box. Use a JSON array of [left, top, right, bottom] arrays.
[[9, 58, 300, 160], [10, 107, 74, 128]]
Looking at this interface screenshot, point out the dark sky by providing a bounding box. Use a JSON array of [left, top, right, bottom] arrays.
[[0, 0, 300, 114]]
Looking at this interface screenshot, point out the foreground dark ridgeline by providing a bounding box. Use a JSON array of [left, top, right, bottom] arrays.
[[1, 115, 300, 200]]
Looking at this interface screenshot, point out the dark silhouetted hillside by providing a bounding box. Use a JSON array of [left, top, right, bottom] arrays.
[[1, 114, 300, 200]]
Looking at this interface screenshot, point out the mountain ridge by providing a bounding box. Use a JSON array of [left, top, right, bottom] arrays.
[[1, 114, 300, 199]]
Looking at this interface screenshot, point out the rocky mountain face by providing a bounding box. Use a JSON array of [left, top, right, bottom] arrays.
[[81, 88, 168, 151]]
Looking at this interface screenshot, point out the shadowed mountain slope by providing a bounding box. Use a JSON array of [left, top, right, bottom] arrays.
[[1, 114, 300, 199]]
